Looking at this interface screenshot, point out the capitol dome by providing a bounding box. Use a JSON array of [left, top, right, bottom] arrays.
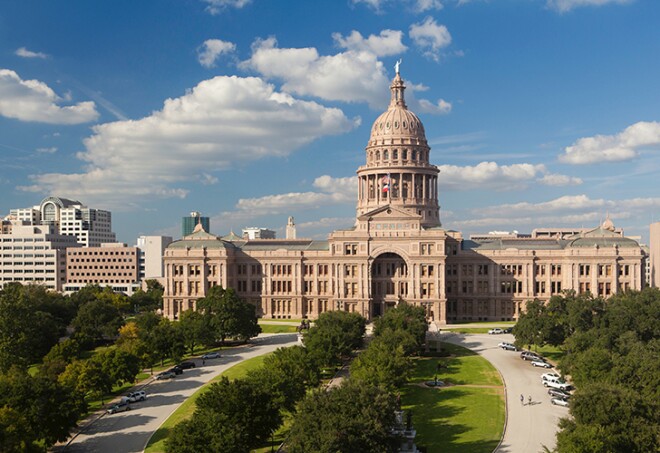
[[368, 73, 428, 147]]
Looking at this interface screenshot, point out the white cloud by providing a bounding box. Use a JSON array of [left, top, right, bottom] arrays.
[[437, 162, 546, 190], [559, 121, 660, 165], [20, 76, 356, 207], [333, 30, 407, 57], [547, 0, 633, 13], [479, 194, 607, 216], [417, 98, 452, 114], [414, 0, 444, 12], [202, 0, 251, 15], [15, 47, 48, 59], [351, 0, 443, 12], [0, 69, 99, 124], [35, 147, 58, 154], [538, 173, 583, 186], [234, 175, 357, 215], [409, 17, 451, 61], [242, 37, 390, 108], [197, 39, 236, 68]]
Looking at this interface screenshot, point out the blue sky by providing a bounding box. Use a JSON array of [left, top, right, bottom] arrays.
[[1, 0, 659, 244]]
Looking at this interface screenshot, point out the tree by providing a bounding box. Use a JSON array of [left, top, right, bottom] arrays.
[[196, 286, 261, 345], [167, 376, 281, 453], [130, 279, 164, 312], [71, 298, 123, 343], [286, 381, 400, 453], [146, 318, 184, 366], [512, 299, 547, 350], [246, 345, 320, 412], [0, 283, 65, 370], [177, 310, 212, 355], [373, 301, 427, 354], [350, 334, 411, 390], [303, 311, 366, 367], [556, 383, 658, 453], [0, 368, 86, 451]]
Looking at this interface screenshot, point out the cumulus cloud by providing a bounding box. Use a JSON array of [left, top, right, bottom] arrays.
[[559, 121, 660, 165], [15, 47, 48, 59], [351, 0, 443, 12], [242, 37, 390, 108], [333, 30, 407, 57], [417, 98, 452, 114], [437, 162, 548, 190], [202, 0, 251, 15], [197, 39, 236, 68], [20, 76, 356, 207], [538, 173, 583, 186], [409, 17, 451, 61], [234, 175, 357, 215], [0, 69, 99, 124], [449, 194, 660, 235], [547, 0, 632, 13]]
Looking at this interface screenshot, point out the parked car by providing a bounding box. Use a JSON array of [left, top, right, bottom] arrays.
[[170, 366, 183, 375], [488, 328, 504, 335], [541, 372, 561, 382], [177, 361, 196, 370], [544, 380, 572, 391], [503, 327, 513, 334], [521, 351, 541, 361], [127, 391, 147, 402], [548, 389, 571, 399], [531, 359, 553, 368], [498, 342, 517, 351], [201, 352, 221, 360], [107, 401, 131, 414], [551, 398, 570, 407], [155, 370, 176, 380]]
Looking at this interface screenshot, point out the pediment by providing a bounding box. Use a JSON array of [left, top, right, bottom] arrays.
[[357, 204, 421, 222]]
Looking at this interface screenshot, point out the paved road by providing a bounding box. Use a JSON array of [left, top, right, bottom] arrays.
[[438, 331, 566, 453], [58, 333, 298, 453]]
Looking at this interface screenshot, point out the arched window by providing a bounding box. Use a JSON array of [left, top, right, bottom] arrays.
[[393, 150, 398, 160], [384, 150, 389, 160], [402, 149, 408, 160], [376, 150, 380, 160]]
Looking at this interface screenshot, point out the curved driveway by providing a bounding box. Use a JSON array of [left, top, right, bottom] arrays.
[[439, 331, 565, 453], [58, 333, 298, 453]]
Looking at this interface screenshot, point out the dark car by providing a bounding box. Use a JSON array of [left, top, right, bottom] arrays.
[[177, 361, 196, 370], [548, 388, 571, 399], [503, 327, 513, 334], [170, 366, 183, 375]]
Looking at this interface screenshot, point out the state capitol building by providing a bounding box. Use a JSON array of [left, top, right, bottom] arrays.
[[163, 70, 648, 324]]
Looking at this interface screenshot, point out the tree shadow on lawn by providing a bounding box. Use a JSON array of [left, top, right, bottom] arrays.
[[402, 386, 500, 453]]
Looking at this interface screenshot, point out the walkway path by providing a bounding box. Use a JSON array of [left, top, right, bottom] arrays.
[[55, 333, 298, 453], [435, 331, 564, 453]]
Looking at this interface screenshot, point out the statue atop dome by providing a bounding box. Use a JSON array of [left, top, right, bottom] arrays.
[[394, 58, 402, 75]]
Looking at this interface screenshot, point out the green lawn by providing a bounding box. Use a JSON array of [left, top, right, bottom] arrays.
[[144, 353, 272, 453], [443, 327, 492, 334], [402, 342, 505, 452], [259, 318, 302, 323], [259, 324, 299, 334], [527, 344, 564, 362]]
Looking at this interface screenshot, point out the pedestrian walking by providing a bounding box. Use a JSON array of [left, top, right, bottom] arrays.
[[528, 395, 532, 406], [202, 359, 206, 366], [520, 394, 524, 405]]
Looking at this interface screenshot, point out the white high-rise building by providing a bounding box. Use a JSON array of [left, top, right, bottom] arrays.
[[9, 196, 116, 247], [136, 235, 173, 280], [0, 221, 81, 291]]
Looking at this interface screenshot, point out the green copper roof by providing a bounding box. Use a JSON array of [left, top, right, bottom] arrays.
[[567, 227, 640, 248]]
